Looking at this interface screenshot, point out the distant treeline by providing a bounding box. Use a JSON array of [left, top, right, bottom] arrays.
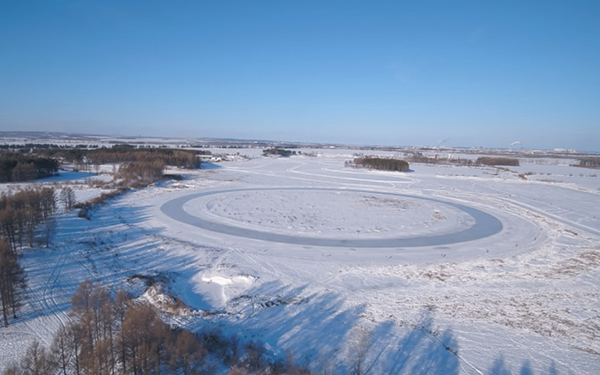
[[3, 280, 314, 375], [475, 157, 520, 166], [578, 157, 600, 168], [350, 157, 410, 172], [0, 143, 99, 150], [263, 148, 297, 157], [408, 154, 475, 166], [0, 153, 59, 182], [47, 145, 204, 169], [0, 145, 205, 183], [406, 154, 521, 167]]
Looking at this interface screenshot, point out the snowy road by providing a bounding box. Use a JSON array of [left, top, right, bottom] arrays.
[[161, 187, 503, 248]]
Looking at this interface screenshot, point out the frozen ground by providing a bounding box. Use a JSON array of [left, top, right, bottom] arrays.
[[183, 189, 479, 239], [1, 151, 600, 374]]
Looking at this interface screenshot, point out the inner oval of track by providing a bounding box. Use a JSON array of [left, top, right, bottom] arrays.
[[160, 188, 503, 248]]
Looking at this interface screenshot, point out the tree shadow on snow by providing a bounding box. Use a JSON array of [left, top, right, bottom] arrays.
[[367, 315, 563, 375], [200, 162, 222, 170], [365, 312, 460, 375], [489, 357, 561, 375], [184, 279, 365, 373], [186, 287, 465, 375]]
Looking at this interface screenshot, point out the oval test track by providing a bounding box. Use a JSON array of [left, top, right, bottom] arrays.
[[160, 188, 503, 248]]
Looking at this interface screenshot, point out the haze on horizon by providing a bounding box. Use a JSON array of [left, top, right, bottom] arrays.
[[1, 1, 599, 151]]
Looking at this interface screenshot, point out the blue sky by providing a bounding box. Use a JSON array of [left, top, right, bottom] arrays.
[[1, 1, 599, 150]]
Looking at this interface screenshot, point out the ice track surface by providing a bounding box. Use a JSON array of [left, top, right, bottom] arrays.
[[160, 187, 504, 248]]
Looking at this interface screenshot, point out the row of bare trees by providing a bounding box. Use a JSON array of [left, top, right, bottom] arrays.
[[0, 187, 58, 327], [119, 161, 166, 186], [4, 280, 208, 375], [0, 187, 59, 328], [578, 157, 600, 168], [0, 187, 57, 250], [0, 239, 26, 327], [5, 280, 313, 375]]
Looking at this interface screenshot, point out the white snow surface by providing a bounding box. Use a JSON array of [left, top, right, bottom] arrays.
[[1, 151, 600, 374], [191, 189, 474, 239]]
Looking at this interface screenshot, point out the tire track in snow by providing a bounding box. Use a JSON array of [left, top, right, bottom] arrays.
[[22, 249, 70, 346], [42, 250, 71, 328], [474, 183, 600, 237]]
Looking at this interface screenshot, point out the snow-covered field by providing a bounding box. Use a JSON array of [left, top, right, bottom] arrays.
[[1, 150, 600, 374]]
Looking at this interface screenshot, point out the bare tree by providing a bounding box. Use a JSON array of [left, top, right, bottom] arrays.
[[50, 325, 74, 375], [170, 330, 206, 375], [0, 203, 17, 249], [20, 340, 56, 375], [59, 187, 76, 211], [348, 326, 372, 375], [43, 219, 56, 248], [114, 288, 131, 373]]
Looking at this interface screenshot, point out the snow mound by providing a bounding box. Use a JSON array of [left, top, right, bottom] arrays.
[[192, 273, 255, 309]]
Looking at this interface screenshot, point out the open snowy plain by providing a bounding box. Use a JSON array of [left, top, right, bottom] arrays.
[[1, 148, 599, 374]]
